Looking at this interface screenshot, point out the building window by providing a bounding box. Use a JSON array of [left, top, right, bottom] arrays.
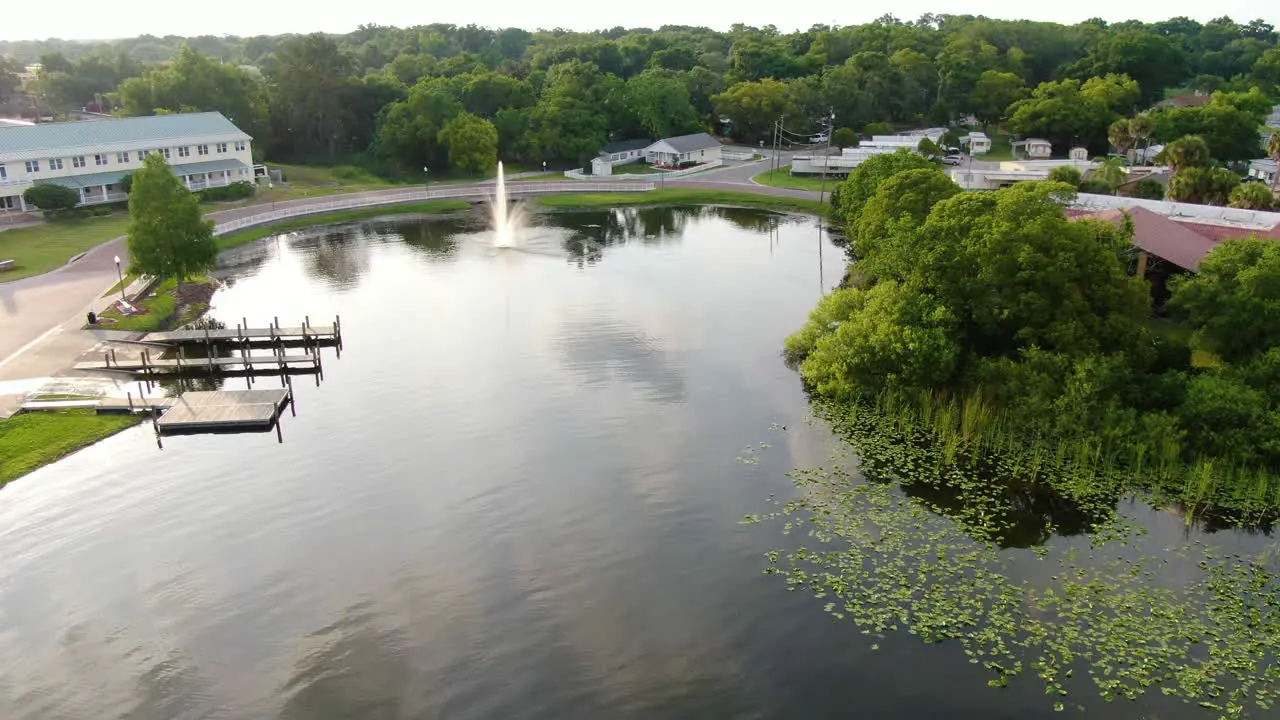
[[216, 143, 227, 153], [25, 160, 39, 173], [49, 158, 64, 170], [177, 146, 190, 158], [139, 150, 150, 159], [234, 141, 246, 152], [0, 165, 6, 180], [117, 151, 130, 163], [72, 156, 86, 168], [95, 154, 108, 166], [160, 148, 171, 159], [197, 144, 209, 156]]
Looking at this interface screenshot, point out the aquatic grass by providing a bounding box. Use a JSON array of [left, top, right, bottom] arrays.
[[746, 436, 1280, 718]]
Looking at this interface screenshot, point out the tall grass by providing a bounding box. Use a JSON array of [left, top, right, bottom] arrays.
[[838, 387, 1280, 527]]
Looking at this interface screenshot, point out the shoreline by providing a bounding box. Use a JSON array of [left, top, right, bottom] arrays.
[[0, 189, 825, 488]]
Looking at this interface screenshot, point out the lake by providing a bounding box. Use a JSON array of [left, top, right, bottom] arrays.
[[0, 206, 1267, 719]]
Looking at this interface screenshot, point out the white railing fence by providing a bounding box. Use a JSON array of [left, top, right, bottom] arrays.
[[213, 181, 656, 236], [564, 159, 724, 181]]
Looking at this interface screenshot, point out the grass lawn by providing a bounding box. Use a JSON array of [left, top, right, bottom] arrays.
[[97, 277, 182, 331], [0, 410, 141, 489], [216, 200, 474, 251], [538, 189, 828, 215], [0, 214, 131, 281], [752, 166, 839, 192], [976, 132, 1016, 162], [508, 172, 573, 182]]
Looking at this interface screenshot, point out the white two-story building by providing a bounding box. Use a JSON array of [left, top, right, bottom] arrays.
[[0, 112, 257, 212]]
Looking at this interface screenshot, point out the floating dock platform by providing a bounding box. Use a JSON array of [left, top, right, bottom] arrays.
[[154, 389, 293, 437], [73, 352, 321, 378], [142, 316, 342, 351]]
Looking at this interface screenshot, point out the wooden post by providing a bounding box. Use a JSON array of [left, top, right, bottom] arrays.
[[111, 347, 118, 365], [275, 418, 283, 444], [127, 391, 133, 411], [287, 375, 296, 416], [1136, 250, 1149, 280]]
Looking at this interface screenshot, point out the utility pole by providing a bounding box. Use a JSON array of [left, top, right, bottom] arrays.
[[771, 118, 780, 176], [818, 109, 835, 206]]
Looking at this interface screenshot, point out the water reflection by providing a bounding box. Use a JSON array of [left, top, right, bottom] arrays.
[[555, 318, 686, 404], [395, 218, 463, 259], [288, 230, 372, 290]]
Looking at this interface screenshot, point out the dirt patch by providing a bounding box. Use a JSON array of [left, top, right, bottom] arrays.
[[172, 279, 218, 327]]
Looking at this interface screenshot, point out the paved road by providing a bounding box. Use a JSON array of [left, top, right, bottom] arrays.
[[0, 163, 821, 414]]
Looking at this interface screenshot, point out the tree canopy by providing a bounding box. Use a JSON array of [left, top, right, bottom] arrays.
[[125, 154, 216, 282]]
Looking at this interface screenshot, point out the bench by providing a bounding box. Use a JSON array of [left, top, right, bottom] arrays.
[[0, 259, 15, 271]]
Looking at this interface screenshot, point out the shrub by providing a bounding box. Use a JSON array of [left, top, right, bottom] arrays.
[[43, 207, 91, 219], [1078, 179, 1114, 195], [23, 184, 80, 212], [90, 206, 112, 216], [1047, 166, 1082, 187], [118, 173, 133, 194], [199, 181, 255, 202], [1122, 178, 1165, 200]]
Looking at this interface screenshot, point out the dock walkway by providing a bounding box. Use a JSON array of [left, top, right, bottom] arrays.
[[155, 389, 292, 435]]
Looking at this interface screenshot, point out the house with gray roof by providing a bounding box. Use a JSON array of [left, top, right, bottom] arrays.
[[0, 112, 258, 212], [644, 132, 721, 167]]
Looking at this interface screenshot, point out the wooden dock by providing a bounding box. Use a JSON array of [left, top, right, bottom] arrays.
[[74, 352, 321, 377], [155, 388, 293, 438], [142, 315, 342, 351]]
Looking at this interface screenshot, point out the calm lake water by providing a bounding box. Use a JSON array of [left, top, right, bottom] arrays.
[[0, 206, 1268, 719]]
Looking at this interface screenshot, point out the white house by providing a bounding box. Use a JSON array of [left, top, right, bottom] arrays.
[[597, 138, 652, 167], [0, 112, 259, 213], [644, 132, 721, 167], [963, 131, 991, 154], [1012, 138, 1053, 159], [1248, 158, 1278, 187]]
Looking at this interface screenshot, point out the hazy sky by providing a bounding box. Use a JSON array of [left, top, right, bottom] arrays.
[[3, 2, 1278, 41]]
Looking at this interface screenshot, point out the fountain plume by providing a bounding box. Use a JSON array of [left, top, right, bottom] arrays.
[[491, 161, 526, 248]]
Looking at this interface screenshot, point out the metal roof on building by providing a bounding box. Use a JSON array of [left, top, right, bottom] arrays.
[[656, 132, 721, 153], [0, 112, 250, 157], [171, 158, 250, 176], [35, 169, 131, 189]]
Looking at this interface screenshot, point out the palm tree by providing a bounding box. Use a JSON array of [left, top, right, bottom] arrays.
[[1108, 119, 1135, 157], [1268, 132, 1280, 196], [1161, 135, 1211, 174], [1128, 116, 1155, 164], [1092, 156, 1127, 191]]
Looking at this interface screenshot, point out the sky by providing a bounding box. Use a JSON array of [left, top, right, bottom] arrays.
[[3, 1, 1278, 41]]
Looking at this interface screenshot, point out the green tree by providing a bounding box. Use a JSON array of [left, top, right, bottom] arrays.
[[1090, 156, 1127, 191], [786, 281, 960, 398], [1167, 167, 1238, 205], [437, 112, 498, 176], [461, 72, 535, 118], [265, 34, 362, 158], [1228, 183, 1277, 211], [0, 57, 20, 105], [830, 150, 938, 227], [126, 155, 216, 282], [971, 70, 1026, 127], [1121, 178, 1165, 200], [22, 184, 79, 212], [1066, 30, 1188, 104], [1160, 135, 1211, 172], [1006, 78, 1119, 155], [623, 71, 703, 139], [831, 127, 859, 148], [1107, 118, 1135, 155], [1151, 102, 1265, 162], [711, 78, 792, 141], [1169, 238, 1280, 364], [854, 168, 962, 273], [916, 137, 940, 156], [1047, 166, 1083, 186], [373, 77, 463, 171], [118, 46, 269, 149]]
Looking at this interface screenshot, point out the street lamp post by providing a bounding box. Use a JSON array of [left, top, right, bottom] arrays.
[[542, 160, 547, 173], [423, 167, 430, 193], [113, 255, 125, 304]]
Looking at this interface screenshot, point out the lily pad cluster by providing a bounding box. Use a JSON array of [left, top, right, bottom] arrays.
[[747, 412, 1280, 718]]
